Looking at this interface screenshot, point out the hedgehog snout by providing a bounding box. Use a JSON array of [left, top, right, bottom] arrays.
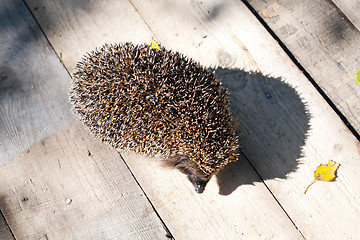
[[194, 180, 208, 194], [188, 174, 209, 194]]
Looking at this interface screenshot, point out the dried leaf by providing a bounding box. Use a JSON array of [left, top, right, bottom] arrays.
[[258, 8, 278, 18], [304, 160, 340, 194]]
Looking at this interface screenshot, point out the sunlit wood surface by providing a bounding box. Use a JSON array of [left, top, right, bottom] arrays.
[[1, 0, 360, 239]]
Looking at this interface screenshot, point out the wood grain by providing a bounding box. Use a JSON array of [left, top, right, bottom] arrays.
[[121, 151, 305, 239], [0, 0, 170, 239], [0, 210, 14, 240], [0, 0, 75, 163], [24, 0, 306, 238], [121, 0, 360, 238], [332, 0, 360, 31], [247, 0, 360, 136], [24, 0, 155, 73], [5, 0, 360, 239], [0, 123, 169, 239]]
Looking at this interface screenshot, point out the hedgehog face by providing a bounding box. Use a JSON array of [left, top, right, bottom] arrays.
[[163, 154, 212, 193], [186, 170, 211, 194], [174, 163, 211, 193]]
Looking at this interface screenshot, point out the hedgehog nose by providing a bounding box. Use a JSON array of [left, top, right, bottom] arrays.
[[195, 184, 205, 194]]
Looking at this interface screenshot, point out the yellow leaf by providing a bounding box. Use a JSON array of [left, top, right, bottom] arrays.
[[304, 160, 340, 194], [355, 69, 360, 83], [148, 41, 160, 50], [314, 160, 340, 181]]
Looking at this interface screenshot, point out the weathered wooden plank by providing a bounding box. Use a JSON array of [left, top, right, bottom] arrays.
[[246, 0, 360, 136], [0, 0, 75, 163], [331, 0, 360, 32], [0, 0, 170, 238], [25, 0, 360, 239], [0, 123, 169, 239], [23, 0, 155, 74], [121, 152, 304, 239], [127, 0, 360, 239], [24, 0, 307, 239]]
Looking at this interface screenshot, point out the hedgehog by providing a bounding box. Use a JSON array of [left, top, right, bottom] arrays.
[[70, 42, 239, 193]]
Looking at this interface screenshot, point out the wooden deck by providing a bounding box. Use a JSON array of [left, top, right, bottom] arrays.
[[1, 0, 360, 239]]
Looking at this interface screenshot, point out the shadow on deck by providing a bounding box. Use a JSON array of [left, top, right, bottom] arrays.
[[214, 68, 310, 195]]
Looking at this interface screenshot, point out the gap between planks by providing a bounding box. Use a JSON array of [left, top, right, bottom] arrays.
[[127, 0, 160, 42], [0, 208, 16, 240], [17, 2, 304, 238], [118, 153, 175, 240], [241, 0, 360, 142], [21, 0, 360, 237], [121, 147, 305, 239], [331, 0, 360, 32], [22, 0, 72, 78], [239, 152, 306, 239], [20, 1, 173, 238]]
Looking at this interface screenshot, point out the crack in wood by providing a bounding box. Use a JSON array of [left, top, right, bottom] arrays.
[[0, 208, 16, 240], [118, 153, 175, 240]]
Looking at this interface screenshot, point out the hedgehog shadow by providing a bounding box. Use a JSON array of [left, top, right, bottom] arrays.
[[213, 67, 310, 195]]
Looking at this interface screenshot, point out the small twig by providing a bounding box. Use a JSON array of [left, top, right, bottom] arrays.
[[304, 179, 316, 194]]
